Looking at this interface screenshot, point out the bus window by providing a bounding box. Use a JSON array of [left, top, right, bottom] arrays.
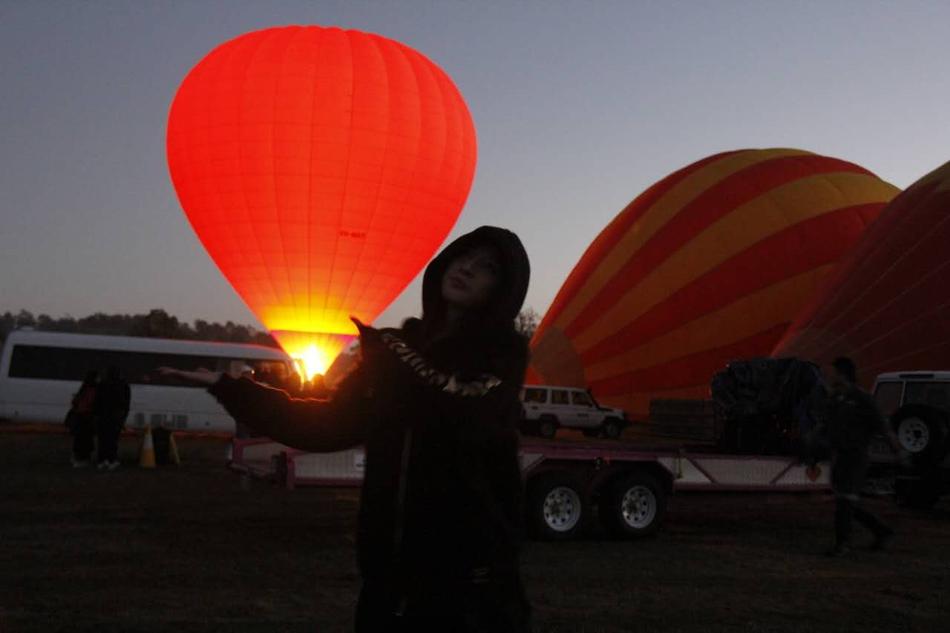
[[249, 360, 289, 378], [9, 345, 220, 387], [10, 345, 96, 381], [247, 360, 297, 389]]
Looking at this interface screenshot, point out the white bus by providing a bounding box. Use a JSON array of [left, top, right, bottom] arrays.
[[0, 329, 296, 433]]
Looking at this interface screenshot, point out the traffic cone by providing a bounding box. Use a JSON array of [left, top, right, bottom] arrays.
[[168, 432, 181, 466], [139, 425, 156, 469]]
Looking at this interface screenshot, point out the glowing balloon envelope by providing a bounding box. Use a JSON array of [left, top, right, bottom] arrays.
[[167, 26, 477, 378], [530, 149, 899, 419], [775, 159, 950, 379]]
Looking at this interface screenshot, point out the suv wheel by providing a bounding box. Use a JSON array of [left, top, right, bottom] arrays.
[[603, 418, 622, 439], [891, 405, 949, 468], [538, 416, 558, 439]]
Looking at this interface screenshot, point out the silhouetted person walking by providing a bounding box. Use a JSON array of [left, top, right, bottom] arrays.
[[94, 365, 130, 471], [825, 357, 905, 556], [68, 370, 98, 467], [162, 226, 533, 632]]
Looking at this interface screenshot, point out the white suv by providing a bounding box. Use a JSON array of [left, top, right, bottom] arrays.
[[872, 371, 950, 508], [520, 385, 628, 439]]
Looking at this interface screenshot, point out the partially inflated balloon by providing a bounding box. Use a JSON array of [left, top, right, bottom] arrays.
[[530, 149, 899, 419], [774, 160, 950, 379], [167, 26, 476, 378]]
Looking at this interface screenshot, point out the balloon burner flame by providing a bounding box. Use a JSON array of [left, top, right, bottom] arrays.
[[271, 330, 355, 383]]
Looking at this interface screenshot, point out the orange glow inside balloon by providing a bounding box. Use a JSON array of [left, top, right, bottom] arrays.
[[271, 330, 353, 381]]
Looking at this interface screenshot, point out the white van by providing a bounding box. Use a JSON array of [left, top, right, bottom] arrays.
[[520, 385, 628, 439], [0, 329, 296, 433]]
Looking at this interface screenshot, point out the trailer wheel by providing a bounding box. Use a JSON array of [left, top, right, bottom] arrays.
[[599, 471, 666, 538], [527, 472, 588, 540], [603, 418, 622, 439], [538, 416, 558, 439]]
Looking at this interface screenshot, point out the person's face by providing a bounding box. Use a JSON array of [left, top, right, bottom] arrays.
[[441, 246, 501, 311]]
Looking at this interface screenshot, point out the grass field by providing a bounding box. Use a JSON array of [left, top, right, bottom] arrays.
[[1, 427, 948, 632]]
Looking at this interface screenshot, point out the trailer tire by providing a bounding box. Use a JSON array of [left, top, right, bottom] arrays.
[[891, 405, 949, 468], [527, 471, 588, 540], [599, 471, 666, 539], [538, 416, 558, 439]]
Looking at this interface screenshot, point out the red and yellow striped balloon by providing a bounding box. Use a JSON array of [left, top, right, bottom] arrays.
[[529, 149, 899, 419], [774, 159, 950, 381]]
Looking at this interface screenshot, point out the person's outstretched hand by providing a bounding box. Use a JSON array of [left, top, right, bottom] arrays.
[[156, 367, 222, 386]]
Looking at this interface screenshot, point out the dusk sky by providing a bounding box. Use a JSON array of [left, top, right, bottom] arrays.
[[3, 1, 949, 332]]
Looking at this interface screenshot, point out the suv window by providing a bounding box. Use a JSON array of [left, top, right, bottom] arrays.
[[904, 382, 950, 411], [571, 391, 593, 407], [523, 388, 547, 403], [874, 382, 903, 417], [551, 390, 570, 405]]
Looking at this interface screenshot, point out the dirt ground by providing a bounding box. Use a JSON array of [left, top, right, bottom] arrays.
[[1, 427, 948, 633]]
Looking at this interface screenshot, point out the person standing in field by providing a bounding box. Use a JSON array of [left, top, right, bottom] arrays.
[[825, 356, 906, 556], [161, 226, 533, 632], [67, 370, 98, 467], [94, 365, 131, 471]]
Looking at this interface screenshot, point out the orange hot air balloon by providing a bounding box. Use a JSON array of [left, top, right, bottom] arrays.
[[166, 26, 476, 379], [530, 149, 899, 420], [774, 159, 950, 381]]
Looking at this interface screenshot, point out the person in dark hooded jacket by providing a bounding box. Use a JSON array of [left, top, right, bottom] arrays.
[[160, 226, 533, 632]]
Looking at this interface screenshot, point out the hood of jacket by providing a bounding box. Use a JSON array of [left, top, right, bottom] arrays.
[[420, 226, 531, 329]]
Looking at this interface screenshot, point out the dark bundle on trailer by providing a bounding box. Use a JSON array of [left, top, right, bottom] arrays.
[[711, 357, 826, 455]]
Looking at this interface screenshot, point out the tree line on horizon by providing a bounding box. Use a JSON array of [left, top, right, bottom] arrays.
[[0, 307, 540, 346], [0, 309, 278, 347]]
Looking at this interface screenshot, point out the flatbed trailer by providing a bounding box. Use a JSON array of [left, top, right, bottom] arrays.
[[228, 433, 829, 540], [518, 436, 829, 539]]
